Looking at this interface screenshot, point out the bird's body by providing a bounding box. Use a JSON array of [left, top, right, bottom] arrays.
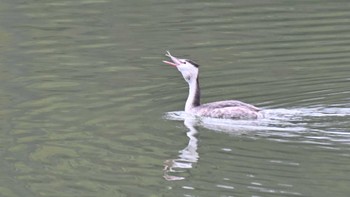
[[163, 51, 262, 120], [191, 100, 261, 119]]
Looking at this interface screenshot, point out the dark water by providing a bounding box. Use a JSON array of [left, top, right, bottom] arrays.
[[1, 0, 350, 196]]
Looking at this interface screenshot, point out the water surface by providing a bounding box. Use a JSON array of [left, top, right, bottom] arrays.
[[0, 0, 350, 196]]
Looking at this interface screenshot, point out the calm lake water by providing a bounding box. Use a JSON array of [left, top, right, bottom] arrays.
[[1, 0, 350, 196]]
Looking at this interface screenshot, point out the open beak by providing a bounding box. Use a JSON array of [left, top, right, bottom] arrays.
[[163, 51, 180, 67]]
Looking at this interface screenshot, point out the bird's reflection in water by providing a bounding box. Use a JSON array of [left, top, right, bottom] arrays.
[[163, 118, 199, 181]]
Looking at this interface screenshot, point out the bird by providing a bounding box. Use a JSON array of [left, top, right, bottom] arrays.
[[163, 51, 262, 119]]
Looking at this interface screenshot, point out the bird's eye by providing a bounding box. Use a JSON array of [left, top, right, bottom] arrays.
[[183, 61, 187, 64]]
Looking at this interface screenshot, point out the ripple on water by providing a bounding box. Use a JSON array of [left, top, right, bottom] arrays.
[[164, 106, 350, 145]]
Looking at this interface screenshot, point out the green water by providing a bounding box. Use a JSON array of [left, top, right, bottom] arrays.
[[0, 0, 350, 196]]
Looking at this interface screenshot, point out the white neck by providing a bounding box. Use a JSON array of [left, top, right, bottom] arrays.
[[185, 78, 200, 112]]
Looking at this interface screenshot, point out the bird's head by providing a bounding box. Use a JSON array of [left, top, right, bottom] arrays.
[[163, 51, 200, 83]]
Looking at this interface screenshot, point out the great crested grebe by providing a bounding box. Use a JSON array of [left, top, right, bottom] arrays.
[[163, 51, 262, 119]]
